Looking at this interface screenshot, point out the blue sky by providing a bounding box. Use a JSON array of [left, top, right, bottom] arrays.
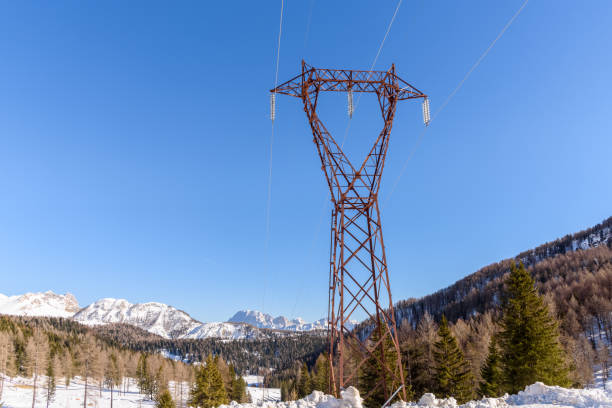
[[1, 1, 610, 323]]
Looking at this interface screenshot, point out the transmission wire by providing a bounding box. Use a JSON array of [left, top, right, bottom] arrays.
[[261, 0, 284, 397], [384, 0, 530, 206], [341, 0, 403, 148]]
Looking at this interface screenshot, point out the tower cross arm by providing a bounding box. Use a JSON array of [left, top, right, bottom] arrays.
[[271, 63, 427, 101]]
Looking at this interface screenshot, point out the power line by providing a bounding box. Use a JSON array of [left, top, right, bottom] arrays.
[[341, 0, 404, 147], [263, 0, 284, 322], [384, 0, 530, 205], [262, 1, 285, 397]]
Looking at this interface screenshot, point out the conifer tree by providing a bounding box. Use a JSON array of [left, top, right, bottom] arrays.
[[478, 336, 503, 397], [189, 354, 229, 408], [0, 331, 14, 401], [499, 263, 570, 393], [26, 329, 49, 408], [215, 357, 232, 396], [312, 353, 329, 393], [280, 382, 289, 401], [45, 353, 60, 408], [432, 316, 474, 404], [402, 342, 430, 400], [297, 362, 312, 398], [156, 388, 176, 408], [230, 376, 247, 402], [78, 334, 99, 408], [359, 326, 400, 408], [106, 352, 122, 408]]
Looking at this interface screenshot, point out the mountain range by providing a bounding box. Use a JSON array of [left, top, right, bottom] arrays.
[[0, 292, 328, 340], [3, 216, 609, 342]]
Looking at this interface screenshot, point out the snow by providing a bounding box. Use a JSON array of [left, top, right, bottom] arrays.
[[243, 375, 264, 386], [1, 376, 157, 408], [0, 292, 332, 340], [229, 310, 329, 331], [220, 382, 612, 408], [229, 310, 357, 332], [73, 298, 263, 340], [0, 291, 79, 318], [247, 386, 281, 403], [5, 374, 612, 408]]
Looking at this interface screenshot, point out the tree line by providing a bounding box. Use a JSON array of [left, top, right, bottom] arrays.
[[0, 315, 253, 408], [91, 323, 328, 376], [272, 256, 610, 405]]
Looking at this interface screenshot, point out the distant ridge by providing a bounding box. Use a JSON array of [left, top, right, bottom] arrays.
[[228, 309, 341, 331], [0, 294, 330, 340], [392, 216, 612, 328], [0, 291, 79, 318]]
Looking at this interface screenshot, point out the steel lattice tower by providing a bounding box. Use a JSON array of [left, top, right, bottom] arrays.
[[271, 61, 427, 401]]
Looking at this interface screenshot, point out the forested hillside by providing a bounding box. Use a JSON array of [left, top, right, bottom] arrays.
[[91, 323, 328, 375], [393, 216, 612, 328]]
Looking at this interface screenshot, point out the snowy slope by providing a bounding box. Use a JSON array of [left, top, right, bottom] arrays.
[[0, 292, 332, 340], [4, 376, 612, 408], [229, 310, 356, 331], [0, 291, 79, 318], [221, 382, 612, 408], [73, 298, 261, 340], [73, 298, 203, 338], [229, 310, 326, 331]]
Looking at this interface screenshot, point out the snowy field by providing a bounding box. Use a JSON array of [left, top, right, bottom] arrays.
[[243, 375, 264, 386], [1, 376, 168, 408], [3, 375, 612, 408], [247, 386, 281, 403], [224, 383, 612, 408]]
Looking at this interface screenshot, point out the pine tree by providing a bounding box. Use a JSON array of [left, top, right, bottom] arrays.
[[0, 332, 14, 401], [297, 362, 312, 398], [137, 354, 151, 396], [230, 376, 247, 402], [312, 353, 329, 393], [77, 334, 99, 408], [156, 388, 176, 408], [106, 352, 122, 408], [359, 326, 400, 408], [215, 357, 232, 396], [45, 353, 60, 408], [499, 263, 570, 393], [402, 342, 429, 400], [432, 316, 474, 404], [26, 329, 49, 408], [189, 354, 229, 408], [478, 336, 503, 397]]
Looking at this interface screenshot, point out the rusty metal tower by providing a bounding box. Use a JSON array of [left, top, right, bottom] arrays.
[[271, 61, 427, 401]]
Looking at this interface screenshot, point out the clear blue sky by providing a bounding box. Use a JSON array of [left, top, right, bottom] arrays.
[[1, 1, 610, 323]]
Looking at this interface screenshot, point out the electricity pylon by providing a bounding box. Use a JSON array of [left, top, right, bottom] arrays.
[[271, 61, 427, 401]]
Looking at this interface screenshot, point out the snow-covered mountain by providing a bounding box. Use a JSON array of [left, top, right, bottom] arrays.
[[0, 292, 320, 340], [0, 291, 79, 318], [228, 310, 355, 331], [73, 298, 203, 338], [73, 298, 261, 340]]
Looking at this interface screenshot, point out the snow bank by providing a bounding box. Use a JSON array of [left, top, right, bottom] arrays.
[[4, 376, 612, 408], [221, 382, 612, 408], [506, 382, 612, 407]]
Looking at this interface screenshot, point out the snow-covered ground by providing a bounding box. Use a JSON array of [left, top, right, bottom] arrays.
[[243, 375, 264, 386], [247, 386, 281, 404], [1, 376, 161, 408], [4, 375, 612, 408], [224, 382, 612, 408]]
